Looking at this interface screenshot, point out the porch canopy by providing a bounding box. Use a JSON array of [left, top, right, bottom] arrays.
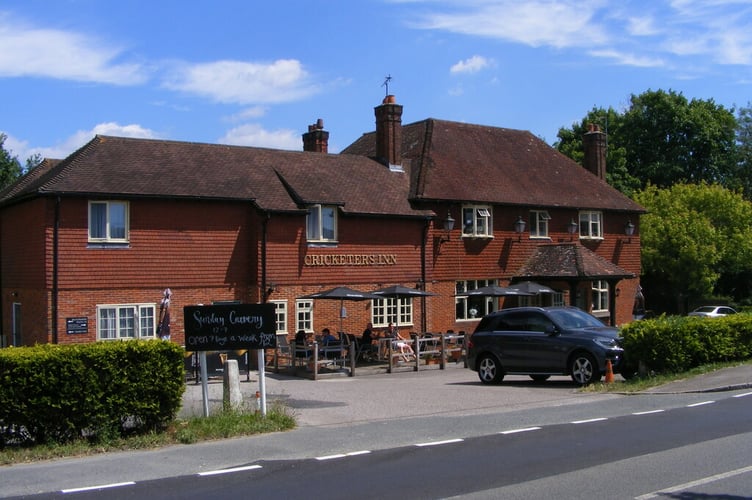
[[514, 243, 635, 325]]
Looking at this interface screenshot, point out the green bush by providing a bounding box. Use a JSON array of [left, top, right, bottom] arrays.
[[0, 341, 185, 446], [621, 313, 752, 374]]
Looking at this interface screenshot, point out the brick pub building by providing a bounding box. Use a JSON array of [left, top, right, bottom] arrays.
[[0, 96, 643, 348]]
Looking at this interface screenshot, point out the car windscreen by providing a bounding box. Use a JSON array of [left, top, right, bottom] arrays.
[[547, 308, 605, 329]]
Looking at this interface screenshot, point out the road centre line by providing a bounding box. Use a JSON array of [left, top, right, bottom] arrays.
[[632, 409, 665, 416], [500, 427, 542, 435], [415, 438, 464, 447], [61, 482, 135, 493], [198, 465, 262, 476], [316, 450, 371, 460], [635, 464, 752, 499], [571, 417, 608, 424], [686, 400, 715, 407], [733, 391, 752, 398]]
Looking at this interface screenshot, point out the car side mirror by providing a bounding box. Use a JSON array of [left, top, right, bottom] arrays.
[[545, 325, 558, 336]]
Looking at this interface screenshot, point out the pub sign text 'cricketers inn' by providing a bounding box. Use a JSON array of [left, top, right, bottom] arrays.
[[304, 254, 397, 266]]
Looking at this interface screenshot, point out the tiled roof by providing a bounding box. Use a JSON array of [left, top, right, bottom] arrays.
[[515, 243, 634, 280], [0, 136, 430, 218], [343, 118, 645, 213]]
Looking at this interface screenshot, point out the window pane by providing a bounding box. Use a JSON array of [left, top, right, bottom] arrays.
[[307, 207, 320, 240], [321, 206, 336, 240], [139, 306, 155, 337], [109, 202, 127, 239], [462, 208, 474, 234], [90, 203, 106, 239], [119, 307, 136, 338], [99, 308, 116, 339]]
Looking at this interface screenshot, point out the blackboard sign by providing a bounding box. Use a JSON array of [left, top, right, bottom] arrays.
[[183, 303, 276, 351], [66, 317, 88, 334]]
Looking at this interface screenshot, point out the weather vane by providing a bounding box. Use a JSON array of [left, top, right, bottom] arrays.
[[382, 75, 392, 96]]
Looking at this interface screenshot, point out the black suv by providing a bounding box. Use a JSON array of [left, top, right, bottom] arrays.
[[466, 306, 624, 385]]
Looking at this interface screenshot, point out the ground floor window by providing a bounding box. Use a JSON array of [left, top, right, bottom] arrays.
[[592, 280, 609, 313], [372, 298, 413, 328], [296, 299, 313, 333], [97, 304, 155, 340], [455, 279, 498, 321], [271, 300, 287, 334]]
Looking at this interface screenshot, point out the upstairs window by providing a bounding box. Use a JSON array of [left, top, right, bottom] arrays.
[[307, 205, 337, 242], [462, 205, 493, 238], [529, 210, 551, 238], [89, 201, 129, 242], [579, 211, 603, 239]]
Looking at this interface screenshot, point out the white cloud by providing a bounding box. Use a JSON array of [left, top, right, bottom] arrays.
[[589, 49, 665, 68], [218, 123, 302, 151], [0, 13, 146, 85], [450, 55, 492, 74], [409, 1, 608, 49], [163, 59, 320, 105], [224, 106, 269, 123], [6, 123, 159, 161]]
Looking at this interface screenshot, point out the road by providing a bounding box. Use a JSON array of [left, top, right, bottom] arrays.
[[17, 388, 752, 499]]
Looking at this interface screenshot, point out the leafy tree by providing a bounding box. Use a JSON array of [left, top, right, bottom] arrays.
[[620, 90, 737, 189], [556, 89, 738, 195], [554, 106, 641, 196], [634, 183, 752, 313], [735, 103, 752, 198], [0, 133, 22, 190]]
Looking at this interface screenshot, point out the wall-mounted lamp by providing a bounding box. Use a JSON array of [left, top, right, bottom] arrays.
[[513, 215, 526, 241], [615, 287, 621, 297], [625, 220, 635, 238], [567, 218, 579, 240], [265, 282, 277, 297], [439, 211, 455, 243]]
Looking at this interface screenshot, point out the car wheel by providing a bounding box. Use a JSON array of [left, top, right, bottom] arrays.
[[570, 352, 599, 385], [530, 375, 550, 383], [477, 354, 504, 384]]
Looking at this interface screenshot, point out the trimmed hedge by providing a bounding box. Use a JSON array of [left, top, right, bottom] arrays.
[[0, 340, 185, 446], [621, 314, 752, 374]]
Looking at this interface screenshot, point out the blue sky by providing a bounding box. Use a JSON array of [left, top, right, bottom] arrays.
[[1, 0, 751, 162]]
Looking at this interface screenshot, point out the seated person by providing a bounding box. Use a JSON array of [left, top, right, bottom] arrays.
[[392, 328, 415, 361], [294, 330, 311, 358], [359, 322, 378, 359], [320, 328, 341, 359]]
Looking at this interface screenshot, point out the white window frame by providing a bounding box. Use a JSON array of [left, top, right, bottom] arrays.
[[306, 204, 338, 243], [271, 300, 287, 334], [529, 210, 551, 239], [89, 201, 129, 243], [372, 298, 413, 328], [591, 280, 609, 313], [455, 279, 498, 321], [97, 303, 155, 340], [296, 299, 314, 333], [461, 205, 493, 238], [579, 211, 603, 239]]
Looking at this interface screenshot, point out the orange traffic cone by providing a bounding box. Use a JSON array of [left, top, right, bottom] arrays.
[[605, 360, 615, 384]]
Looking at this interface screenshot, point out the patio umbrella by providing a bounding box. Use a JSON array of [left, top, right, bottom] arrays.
[[508, 281, 555, 294], [372, 285, 438, 331], [300, 286, 382, 333], [464, 285, 534, 297], [156, 288, 172, 340]]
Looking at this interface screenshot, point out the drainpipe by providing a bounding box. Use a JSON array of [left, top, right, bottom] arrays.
[[420, 217, 430, 332], [261, 212, 270, 303], [52, 196, 60, 343]]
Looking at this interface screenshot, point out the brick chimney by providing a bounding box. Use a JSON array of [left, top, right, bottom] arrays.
[[302, 118, 329, 153], [583, 123, 606, 179], [375, 95, 403, 170]]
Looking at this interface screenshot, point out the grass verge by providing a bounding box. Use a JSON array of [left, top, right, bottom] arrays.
[[582, 359, 752, 393], [0, 402, 295, 466]]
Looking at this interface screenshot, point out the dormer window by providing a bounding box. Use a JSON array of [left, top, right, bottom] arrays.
[[306, 204, 337, 242], [89, 201, 129, 243], [462, 205, 493, 238], [529, 210, 551, 238]]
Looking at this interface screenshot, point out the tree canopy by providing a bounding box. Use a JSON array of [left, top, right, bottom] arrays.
[[0, 133, 23, 191]]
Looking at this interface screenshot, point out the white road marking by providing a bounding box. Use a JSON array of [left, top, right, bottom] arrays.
[[632, 409, 665, 415], [571, 417, 608, 424], [198, 465, 262, 476], [415, 438, 464, 447], [500, 427, 542, 435], [686, 400, 714, 407], [635, 464, 752, 499], [316, 450, 371, 460], [61, 482, 135, 493], [732, 391, 752, 398]]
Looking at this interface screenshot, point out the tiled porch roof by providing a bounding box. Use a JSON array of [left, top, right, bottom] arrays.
[[515, 243, 634, 281]]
